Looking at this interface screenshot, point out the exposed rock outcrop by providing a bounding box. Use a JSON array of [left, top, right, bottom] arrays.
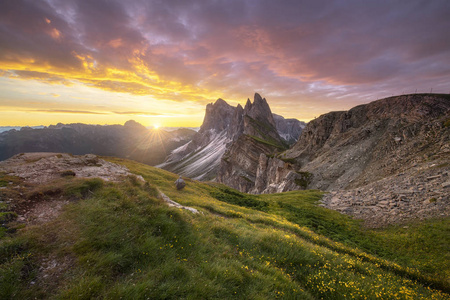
[[216, 135, 283, 193], [216, 95, 288, 192], [284, 94, 450, 191], [320, 162, 450, 228]]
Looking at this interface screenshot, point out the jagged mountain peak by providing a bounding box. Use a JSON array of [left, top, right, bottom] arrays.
[[159, 92, 302, 181], [200, 98, 235, 133], [272, 114, 306, 145], [243, 93, 277, 128], [244, 98, 252, 112], [254, 92, 263, 102], [211, 98, 231, 108]]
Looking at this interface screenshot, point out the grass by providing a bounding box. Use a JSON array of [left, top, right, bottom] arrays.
[[294, 171, 312, 189], [0, 157, 449, 299]]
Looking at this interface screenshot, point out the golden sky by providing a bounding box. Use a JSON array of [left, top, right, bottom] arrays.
[[1, 0, 449, 127]]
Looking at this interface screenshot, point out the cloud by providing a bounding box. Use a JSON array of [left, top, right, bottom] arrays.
[[112, 111, 165, 116], [33, 109, 106, 115], [0, 0, 449, 120]]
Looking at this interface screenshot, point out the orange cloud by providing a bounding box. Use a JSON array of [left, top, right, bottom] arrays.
[[108, 38, 123, 48]]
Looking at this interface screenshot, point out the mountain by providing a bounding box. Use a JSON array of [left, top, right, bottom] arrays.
[[0, 126, 45, 133], [273, 114, 306, 145], [216, 94, 288, 192], [0, 120, 195, 165], [157, 98, 236, 180], [158, 93, 303, 180], [249, 94, 450, 224]]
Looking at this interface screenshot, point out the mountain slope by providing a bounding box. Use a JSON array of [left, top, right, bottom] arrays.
[[0, 154, 449, 299], [0, 120, 195, 165], [248, 94, 450, 225], [157, 99, 235, 180], [285, 93, 450, 190]]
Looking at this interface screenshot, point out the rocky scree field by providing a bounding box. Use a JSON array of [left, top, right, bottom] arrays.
[[0, 154, 449, 299]]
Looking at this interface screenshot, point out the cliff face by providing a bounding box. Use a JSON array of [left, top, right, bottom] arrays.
[[252, 94, 450, 193], [216, 135, 279, 193], [216, 94, 288, 192]]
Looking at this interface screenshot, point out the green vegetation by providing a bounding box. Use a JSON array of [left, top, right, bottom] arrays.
[[279, 157, 296, 164], [443, 119, 450, 128], [0, 158, 449, 299], [245, 116, 288, 149], [210, 185, 268, 212], [294, 171, 312, 189], [248, 135, 285, 150], [60, 170, 76, 177]]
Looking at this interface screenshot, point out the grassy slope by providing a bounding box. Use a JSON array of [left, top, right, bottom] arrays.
[[0, 158, 448, 299]]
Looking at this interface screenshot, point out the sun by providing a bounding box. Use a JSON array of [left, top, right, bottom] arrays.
[[153, 124, 160, 129]]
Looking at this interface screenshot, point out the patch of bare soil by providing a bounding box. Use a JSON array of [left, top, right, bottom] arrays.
[[1, 152, 144, 226], [0, 152, 144, 184]]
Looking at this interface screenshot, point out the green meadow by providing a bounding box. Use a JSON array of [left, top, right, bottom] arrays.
[[1, 158, 449, 299]]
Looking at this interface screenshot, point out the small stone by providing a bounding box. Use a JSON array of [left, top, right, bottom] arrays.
[[442, 181, 450, 189]]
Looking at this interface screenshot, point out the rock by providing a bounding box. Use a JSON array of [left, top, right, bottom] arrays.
[[426, 175, 441, 181], [442, 181, 450, 188], [175, 176, 186, 190]]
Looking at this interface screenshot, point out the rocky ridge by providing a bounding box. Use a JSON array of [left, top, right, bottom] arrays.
[[249, 94, 450, 226]]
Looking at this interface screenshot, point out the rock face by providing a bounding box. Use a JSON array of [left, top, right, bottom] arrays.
[[284, 94, 450, 191], [159, 93, 301, 181], [216, 95, 288, 193], [0, 121, 195, 165], [157, 98, 236, 180]]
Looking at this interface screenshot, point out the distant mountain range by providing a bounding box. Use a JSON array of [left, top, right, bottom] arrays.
[[157, 93, 305, 180], [0, 126, 45, 133], [0, 120, 196, 165]]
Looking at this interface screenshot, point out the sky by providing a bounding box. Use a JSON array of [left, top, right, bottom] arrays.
[[1, 0, 449, 127]]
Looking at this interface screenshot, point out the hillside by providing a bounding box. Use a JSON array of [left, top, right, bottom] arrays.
[[1, 153, 449, 299]]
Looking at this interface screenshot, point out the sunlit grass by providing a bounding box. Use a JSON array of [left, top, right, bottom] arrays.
[[0, 159, 448, 299]]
